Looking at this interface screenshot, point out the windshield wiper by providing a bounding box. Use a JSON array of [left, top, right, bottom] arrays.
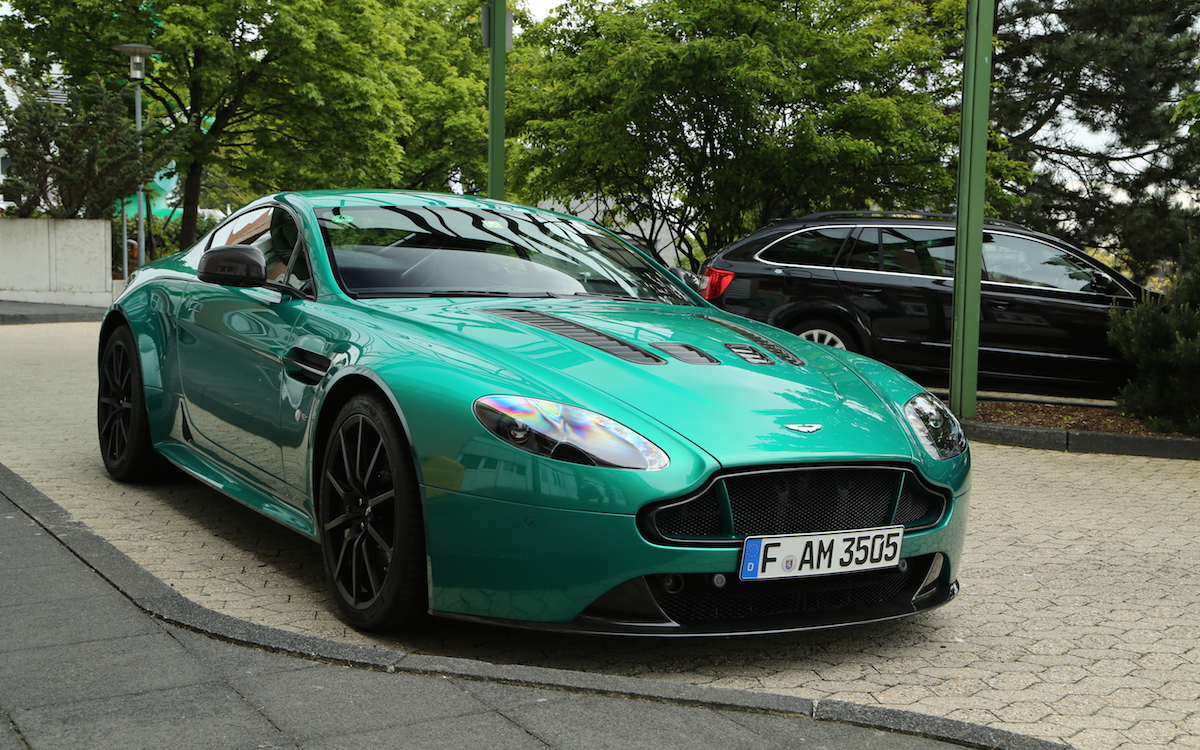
[[565, 292, 649, 303], [355, 290, 557, 299]]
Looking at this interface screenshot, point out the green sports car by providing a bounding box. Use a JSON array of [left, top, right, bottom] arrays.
[[97, 190, 969, 636]]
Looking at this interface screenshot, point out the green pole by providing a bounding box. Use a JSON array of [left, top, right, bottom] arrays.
[[487, 0, 508, 200], [949, 0, 996, 419]]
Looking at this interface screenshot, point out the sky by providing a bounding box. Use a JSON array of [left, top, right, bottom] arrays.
[[523, 0, 561, 21]]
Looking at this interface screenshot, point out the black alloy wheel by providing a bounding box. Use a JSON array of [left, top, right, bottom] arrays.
[[97, 326, 165, 480], [319, 394, 427, 631]]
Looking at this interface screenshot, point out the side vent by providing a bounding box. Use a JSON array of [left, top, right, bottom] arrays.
[[283, 348, 333, 385], [485, 308, 667, 365]]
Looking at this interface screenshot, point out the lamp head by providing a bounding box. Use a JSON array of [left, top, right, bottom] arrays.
[[112, 43, 161, 81]]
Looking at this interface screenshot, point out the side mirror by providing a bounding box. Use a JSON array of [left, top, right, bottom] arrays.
[[198, 244, 268, 288], [669, 266, 703, 291]]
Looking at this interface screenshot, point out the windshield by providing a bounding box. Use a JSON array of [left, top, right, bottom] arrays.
[[316, 204, 696, 305]]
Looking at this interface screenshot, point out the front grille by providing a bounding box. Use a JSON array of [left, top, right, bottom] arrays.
[[895, 483, 940, 526], [646, 466, 945, 545], [726, 468, 895, 536], [646, 559, 923, 624], [656, 486, 724, 536]]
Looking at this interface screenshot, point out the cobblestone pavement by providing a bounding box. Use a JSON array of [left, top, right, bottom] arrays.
[[3, 322, 1198, 750]]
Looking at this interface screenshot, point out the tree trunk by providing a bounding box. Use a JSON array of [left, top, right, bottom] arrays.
[[178, 159, 205, 249]]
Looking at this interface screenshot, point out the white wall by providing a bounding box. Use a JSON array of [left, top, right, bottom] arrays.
[[0, 218, 116, 307]]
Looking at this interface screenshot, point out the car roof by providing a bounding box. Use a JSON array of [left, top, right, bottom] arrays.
[[769, 211, 1028, 231], [257, 189, 566, 217]]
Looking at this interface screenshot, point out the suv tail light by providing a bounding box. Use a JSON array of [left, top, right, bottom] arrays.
[[700, 268, 735, 300]]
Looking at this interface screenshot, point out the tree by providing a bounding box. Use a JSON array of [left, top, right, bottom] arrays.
[[1108, 238, 1200, 436], [1, 0, 489, 248], [221, 0, 492, 198], [508, 0, 1007, 267], [390, 0, 491, 194], [0, 72, 176, 219], [991, 0, 1200, 282]]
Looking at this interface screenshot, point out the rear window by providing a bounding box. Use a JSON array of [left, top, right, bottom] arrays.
[[757, 227, 851, 265]]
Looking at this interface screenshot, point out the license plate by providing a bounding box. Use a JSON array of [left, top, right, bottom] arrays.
[[739, 526, 904, 581]]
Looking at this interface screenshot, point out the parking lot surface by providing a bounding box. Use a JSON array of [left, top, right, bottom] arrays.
[[2, 320, 1198, 750]]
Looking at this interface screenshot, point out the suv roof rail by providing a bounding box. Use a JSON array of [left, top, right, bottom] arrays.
[[780, 210, 1028, 231]]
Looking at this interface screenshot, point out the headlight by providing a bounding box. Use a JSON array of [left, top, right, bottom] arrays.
[[474, 395, 669, 471], [904, 392, 966, 460]]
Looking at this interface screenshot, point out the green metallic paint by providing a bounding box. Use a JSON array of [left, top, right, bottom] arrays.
[[105, 190, 971, 630]]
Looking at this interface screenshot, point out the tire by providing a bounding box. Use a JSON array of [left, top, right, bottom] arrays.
[[318, 394, 427, 631], [792, 319, 860, 353], [97, 326, 167, 481]]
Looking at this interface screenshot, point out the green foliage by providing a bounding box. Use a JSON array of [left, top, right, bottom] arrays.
[[0, 72, 177, 219], [0, 0, 489, 246], [1108, 241, 1200, 436], [994, 0, 1200, 282], [509, 0, 1018, 268], [393, 0, 489, 193]]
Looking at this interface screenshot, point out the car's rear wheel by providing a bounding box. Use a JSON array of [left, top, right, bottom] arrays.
[[792, 319, 859, 352], [97, 326, 166, 481], [318, 394, 427, 631]]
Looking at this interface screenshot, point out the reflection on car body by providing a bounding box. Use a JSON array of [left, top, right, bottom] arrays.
[[97, 192, 969, 637]]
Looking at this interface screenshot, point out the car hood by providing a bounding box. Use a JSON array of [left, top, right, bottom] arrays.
[[358, 298, 920, 468]]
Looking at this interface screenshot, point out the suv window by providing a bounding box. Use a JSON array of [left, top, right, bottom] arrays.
[[842, 227, 956, 277], [758, 227, 850, 265], [983, 235, 1099, 292]]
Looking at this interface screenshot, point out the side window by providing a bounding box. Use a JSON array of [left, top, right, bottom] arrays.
[[757, 227, 851, 265], [281, 245, 314, 295], [206, 206, 314, 296], [880, 228, 956, 277], [841, 227, 956, 277], [842, 228, 881, 270], [983, 235, 1097, 292], [208, 207, 273, 249]]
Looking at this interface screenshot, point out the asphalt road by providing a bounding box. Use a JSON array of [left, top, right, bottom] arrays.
[[2, 320, 1198, 750]]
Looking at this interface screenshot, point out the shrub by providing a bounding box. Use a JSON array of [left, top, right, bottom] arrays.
[[1108, 243, 1200, 436]]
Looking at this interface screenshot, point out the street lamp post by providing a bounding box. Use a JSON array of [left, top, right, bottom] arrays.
[[112, 43, 160, 274], [483, 1, 511, 200], [948, 0, 996, 420]]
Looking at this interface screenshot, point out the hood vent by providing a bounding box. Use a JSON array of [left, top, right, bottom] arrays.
[[698, 315, 805, 366], [485, 308, 667, 365], [652, 342, 720, 365], [726, 343, 774, 366]]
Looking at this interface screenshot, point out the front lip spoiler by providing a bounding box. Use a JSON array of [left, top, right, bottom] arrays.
[[431, 578, 960, 638]]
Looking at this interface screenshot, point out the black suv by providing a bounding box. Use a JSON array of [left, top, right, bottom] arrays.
[[700, 212, 1147, 398]]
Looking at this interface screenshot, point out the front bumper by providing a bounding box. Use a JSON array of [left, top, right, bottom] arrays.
[[421, 473, 968, 635]]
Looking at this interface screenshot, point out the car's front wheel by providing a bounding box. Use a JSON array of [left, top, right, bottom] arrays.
[[318, 394, 427, 631], [792, 319, 859, 352], [97, 325, 166, 481]]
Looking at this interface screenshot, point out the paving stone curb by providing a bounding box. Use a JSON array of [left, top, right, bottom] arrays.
[[0, 460, 1070, 750], [964, 420, 1200, 459]]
